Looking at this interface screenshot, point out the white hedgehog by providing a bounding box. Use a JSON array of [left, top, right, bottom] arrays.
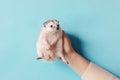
[[36, 19, 68, 64]]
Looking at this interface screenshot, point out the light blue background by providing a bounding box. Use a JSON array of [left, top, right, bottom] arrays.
[[0, 0, 120, 80]]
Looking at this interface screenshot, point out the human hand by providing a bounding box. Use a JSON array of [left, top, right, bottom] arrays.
[[62, 31, 75, 55]]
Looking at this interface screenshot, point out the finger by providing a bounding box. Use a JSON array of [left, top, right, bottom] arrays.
[[62, 30, 75, 54], [62, 30, 70, 44]]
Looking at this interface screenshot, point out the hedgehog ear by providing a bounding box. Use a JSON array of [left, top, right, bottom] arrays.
[[57, 20, 59, 23], [43, 22, 46, 28], [54, 19, 59, 23], [43, 25, 46, 28]]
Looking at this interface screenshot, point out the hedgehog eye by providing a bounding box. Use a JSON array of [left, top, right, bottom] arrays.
[[50, 25, 53, 28]]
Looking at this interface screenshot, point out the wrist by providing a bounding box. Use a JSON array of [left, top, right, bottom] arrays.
[[65, 50, 79, 63], [65, 51, 90, 76]]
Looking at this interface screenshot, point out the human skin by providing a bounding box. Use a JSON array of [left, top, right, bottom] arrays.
[[62, 31, 90, 76]]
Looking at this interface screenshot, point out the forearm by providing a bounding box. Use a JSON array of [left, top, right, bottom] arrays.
[[65, 51, 90, 76], [65, 51, 120, 80]]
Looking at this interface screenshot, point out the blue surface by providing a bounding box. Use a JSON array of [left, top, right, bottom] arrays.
[[0, 0, 120, 80]]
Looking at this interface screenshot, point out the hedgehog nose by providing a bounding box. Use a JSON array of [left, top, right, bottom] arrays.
[[57, 27, 59, 30]]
